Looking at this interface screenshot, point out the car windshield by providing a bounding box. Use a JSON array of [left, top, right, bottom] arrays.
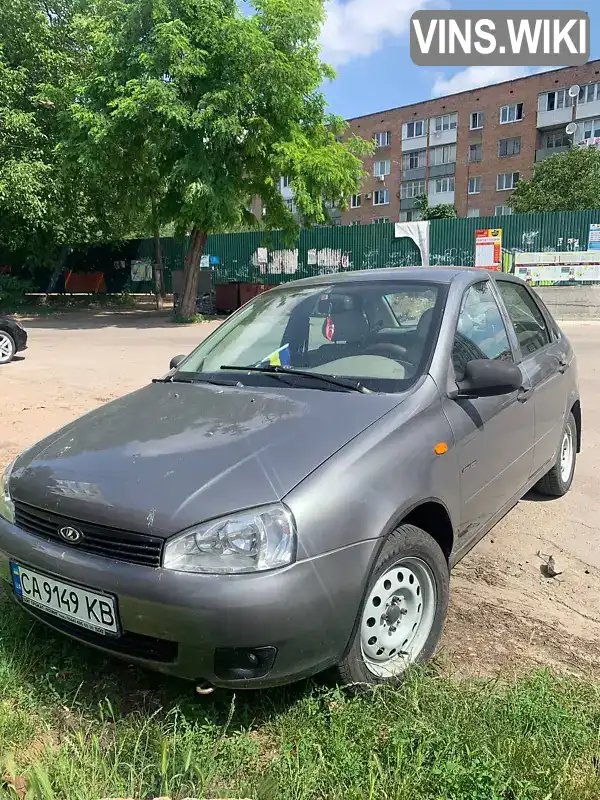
[[175, 280, 446, 393]]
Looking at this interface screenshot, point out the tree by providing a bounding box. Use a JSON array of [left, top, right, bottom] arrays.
[[0, 0, 132, 275], [66, 0, 370, 318], [509, 147, 600, 213], [415, 195, 457, 220]]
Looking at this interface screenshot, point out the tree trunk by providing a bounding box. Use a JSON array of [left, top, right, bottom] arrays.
[[151, 197, 166, 309], [177, 227, 206, 318]]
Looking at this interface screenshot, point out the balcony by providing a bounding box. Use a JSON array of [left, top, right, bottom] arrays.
[[401, 166, 426, 181], [428, 128, 457, 147], [535, 145, 571, 162], [427, 190, 455, 206], [429, 162, 456, 178], [400, 197, 421, 210], [402, 134, 428, 152], [537, 107, 573, 129], [576, 100, 600, 120]]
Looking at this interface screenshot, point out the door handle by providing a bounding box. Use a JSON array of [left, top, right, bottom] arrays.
[[558, 359, 569, 374], [517, 386, 532, 403]]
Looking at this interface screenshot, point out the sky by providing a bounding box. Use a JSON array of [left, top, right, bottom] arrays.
[[320, 0, 600, 118]]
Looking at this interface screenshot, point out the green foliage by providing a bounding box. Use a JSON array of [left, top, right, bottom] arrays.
[[0, 275, 35, 309], [510, 147, 600, 213], [416, 194, 457, 220], [1, 590, 600, 800]]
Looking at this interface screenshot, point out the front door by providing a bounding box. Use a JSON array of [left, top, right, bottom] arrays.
[[496, 280, 570, 474], [442, 280, 535, 541]]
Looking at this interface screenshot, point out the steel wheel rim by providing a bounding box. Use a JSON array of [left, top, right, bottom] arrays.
[[560, 425, 574, 483], [360, 556, 436, 678], [0, 332, 13, 363]]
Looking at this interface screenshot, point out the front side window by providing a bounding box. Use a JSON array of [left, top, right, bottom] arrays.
[[496, 281, 551, 356], [452, 282, 513, 380], [175, 281, 446, 393]]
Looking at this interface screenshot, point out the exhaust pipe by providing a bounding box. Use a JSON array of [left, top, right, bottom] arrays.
[[195, 680, 215, 696]]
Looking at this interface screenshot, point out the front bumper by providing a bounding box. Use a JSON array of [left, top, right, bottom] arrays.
[[0, 516, 376, 688]]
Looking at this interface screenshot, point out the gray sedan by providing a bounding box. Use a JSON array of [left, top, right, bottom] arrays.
[[0, 268, 580, 689]]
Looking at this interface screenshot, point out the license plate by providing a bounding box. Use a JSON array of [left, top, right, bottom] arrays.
[[10, 562, 119, 636]]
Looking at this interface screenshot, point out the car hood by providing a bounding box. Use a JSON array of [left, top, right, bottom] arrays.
[[11, 381, 404, 537]]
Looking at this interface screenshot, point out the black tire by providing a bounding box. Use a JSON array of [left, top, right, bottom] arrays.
[[0, 329, 16, 365], [337, 524, 449, 689], [534, 412, 577, 498]]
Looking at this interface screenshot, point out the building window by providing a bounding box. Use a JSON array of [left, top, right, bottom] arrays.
[[372, 217, 390, 224], [582, 119, 600, 139], [401, 180, 426, 199], [374, 159, 391, 177], [468, 177, 482, 194], [285, 198, 294, 211], [467, 208, 480, 218], [538, 89, 573, 112], [402, 150, 426, 170], [400, 210, 423, 222], [470, 111, 484, 130], [282, 176, 290, 188], [433, 113, 457, 132], [350, 194, 361, 209], [498, 137, 521, 157], [500, 103, 524, 124], [495, 206, 514, 216], [579, 83, 600, 104], [545, 131, 571, 149], [431, 177, 455, 194], [405, 120, 426, 139], [374, 131, 391, 148], [373, 189, 390, 205], [430, 144, 456, 166], [497, 172, 520, 190], [468, 143, 483, 162], [349, 220, 362, 226]]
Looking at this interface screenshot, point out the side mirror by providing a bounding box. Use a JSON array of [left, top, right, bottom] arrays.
[[170, 354, 186, 370], [456, 359, 522, 398]]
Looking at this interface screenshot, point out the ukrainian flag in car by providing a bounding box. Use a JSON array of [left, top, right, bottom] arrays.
[[258, 343, 291, 367]]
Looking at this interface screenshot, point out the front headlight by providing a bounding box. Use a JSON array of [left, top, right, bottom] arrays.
[[0, 460, 15, 523], [163, 504, 296, 574]]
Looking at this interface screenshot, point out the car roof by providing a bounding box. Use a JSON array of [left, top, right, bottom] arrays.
[[278, 266, 527, 289]]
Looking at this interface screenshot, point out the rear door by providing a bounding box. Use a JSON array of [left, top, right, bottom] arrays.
[[495, 279, 570, 475], [443, 280, 535, 541]]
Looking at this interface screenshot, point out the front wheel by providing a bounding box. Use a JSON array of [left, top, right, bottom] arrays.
[[337, 524, 449, 688], [0, 330, 16, 364], [534, 412, 577, 498]]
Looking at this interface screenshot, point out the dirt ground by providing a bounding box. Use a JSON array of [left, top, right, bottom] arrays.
[[2, 311, 600, 678]]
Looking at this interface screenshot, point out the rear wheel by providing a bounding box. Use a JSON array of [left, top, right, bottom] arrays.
[[337, 524, 449, 688], [534, 412, 577, 498], [0, 330, 15, 364]]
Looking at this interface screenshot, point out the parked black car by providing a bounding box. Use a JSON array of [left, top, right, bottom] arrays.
[[0, 317, 28, 364]]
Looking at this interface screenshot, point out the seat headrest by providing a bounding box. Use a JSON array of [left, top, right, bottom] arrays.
[[417, 307, 434, 337], [316, 294, 357, 315], [323, 309, 369, 343]]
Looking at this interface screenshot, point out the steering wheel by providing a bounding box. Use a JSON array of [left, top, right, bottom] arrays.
[[363, 343, 413, 371]]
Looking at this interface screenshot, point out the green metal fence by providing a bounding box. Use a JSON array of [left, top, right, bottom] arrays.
[[36, 209, 600, 293]]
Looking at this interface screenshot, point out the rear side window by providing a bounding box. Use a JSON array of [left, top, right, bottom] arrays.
[[497, 282, 551, 356], [452, 281, 513, 380]]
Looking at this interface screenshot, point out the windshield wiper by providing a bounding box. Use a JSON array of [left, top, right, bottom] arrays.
[[153, 374, 243, 387], [219, 365, 372, 394]]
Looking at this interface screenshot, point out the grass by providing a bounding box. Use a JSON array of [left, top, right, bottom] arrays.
[[1, 592, 600, 800]]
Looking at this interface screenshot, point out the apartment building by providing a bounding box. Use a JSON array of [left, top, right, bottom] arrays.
[[342, 60, 600, 225]]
